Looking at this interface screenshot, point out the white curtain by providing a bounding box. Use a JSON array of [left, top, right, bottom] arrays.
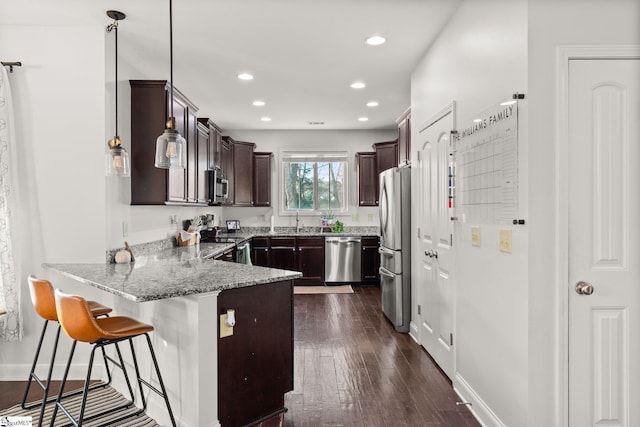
[[0, 65, 22, 341]]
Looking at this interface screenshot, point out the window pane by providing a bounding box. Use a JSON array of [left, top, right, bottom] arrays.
[[317, 162, 345, 210], [283, 162, 315, 210], [283, 158, 346, 212]]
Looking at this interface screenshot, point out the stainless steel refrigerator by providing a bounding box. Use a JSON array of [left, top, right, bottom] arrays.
[[379, 166, 411, 333]]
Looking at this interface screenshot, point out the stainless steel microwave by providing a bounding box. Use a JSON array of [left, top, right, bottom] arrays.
[[207, 168, 228, 205]]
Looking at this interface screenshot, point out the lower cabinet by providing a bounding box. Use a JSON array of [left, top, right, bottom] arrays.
[[361, 236, 380, 284], [250, 236, 324, 284], [218, 280, 293, 427]]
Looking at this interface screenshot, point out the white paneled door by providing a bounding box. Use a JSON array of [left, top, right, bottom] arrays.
[[568, 58, 639, 427], [417, 103, 455, 380]]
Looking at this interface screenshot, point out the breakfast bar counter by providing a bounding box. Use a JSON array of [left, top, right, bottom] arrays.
[[44, 243, 302, 427]]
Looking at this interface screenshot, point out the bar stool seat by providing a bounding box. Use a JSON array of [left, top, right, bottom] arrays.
[[52, 289, 176, 427], [23, 276, 114, 426]]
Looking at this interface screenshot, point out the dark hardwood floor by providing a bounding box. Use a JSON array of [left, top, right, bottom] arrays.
[[1, 286, 479, 426], [280, 285, 479, 426]]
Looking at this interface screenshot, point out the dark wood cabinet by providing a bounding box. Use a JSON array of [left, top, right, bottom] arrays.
[[251, 237, 271, 267], [195, 122, 210, 204], [199, 118, 222, 171], [356, 152, 378, 207], [396, 108, 411, 167], [253, 152, 273, 207], [296, 237, 324, 285], [374, 140, 399, 177], [270, 238, 298, 271], [130, 80, 202, 206], [221, 137, 233, 205], [232, 140, 256, 206], [217, 281, 293, 427], [361, 236, 380, 284]]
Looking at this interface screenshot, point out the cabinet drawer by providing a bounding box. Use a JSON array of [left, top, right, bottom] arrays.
[[251, 237, 270, 247], [270, 237, 296, 247], [296, 237, 324, 247], [361, 236, 379, 246]]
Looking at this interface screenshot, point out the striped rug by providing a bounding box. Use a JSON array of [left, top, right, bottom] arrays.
[[2, 386, 159, 426]]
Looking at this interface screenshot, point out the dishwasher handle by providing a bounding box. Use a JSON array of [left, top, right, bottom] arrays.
[[325, 238, 361, 244]]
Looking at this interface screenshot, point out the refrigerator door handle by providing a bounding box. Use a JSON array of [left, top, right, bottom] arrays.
[[378, 267, 396, 279], [378, 246, 395, 256]]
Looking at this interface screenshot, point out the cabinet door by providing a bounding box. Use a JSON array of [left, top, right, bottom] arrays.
[[130, 80, 168, 205], [356, 152, 378, 206], [232, 141, 255, 206], [167, 96, 187, 203], [221, 139, 234, 206], [296, 237, 324, 284], [196, 122, 209, 204], [253, 152, 272, 207], [218, 281, 293, 427], [251, 246, 270, 267], [374, 140, 398, 178], [361, 236, 380, 283], [397, 108, 411, 167], [186, 108, 198, 203], [270, 238, 297, 271]]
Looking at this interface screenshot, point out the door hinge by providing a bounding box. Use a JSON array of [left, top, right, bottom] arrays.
[[450, 333, 453, 346], [418, 304, 421, 315], [450, 233, 453, 247], [417, 151, 421, 161], [417, 227, 421, 239]]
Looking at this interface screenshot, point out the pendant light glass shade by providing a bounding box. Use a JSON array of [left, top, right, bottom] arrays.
[[154, 128, 186, 169], [106, 138, 131, 177]]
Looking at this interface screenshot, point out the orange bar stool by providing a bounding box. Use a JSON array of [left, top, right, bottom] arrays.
[[51, 289, 176, 427], [22, 276, 113, 425]]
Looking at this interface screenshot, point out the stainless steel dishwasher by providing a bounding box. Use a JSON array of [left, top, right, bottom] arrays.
[[324, 236, 361, 283]]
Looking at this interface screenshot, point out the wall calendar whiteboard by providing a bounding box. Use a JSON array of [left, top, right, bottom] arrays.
[[454, 97, 520, 224]]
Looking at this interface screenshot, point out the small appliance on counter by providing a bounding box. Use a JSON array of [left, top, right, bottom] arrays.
[[226, 220, 240, 233]]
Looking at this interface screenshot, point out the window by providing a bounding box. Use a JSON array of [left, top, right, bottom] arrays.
[[282, 151, 348, 213]]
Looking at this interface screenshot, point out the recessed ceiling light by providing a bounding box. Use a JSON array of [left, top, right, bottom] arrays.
[[366, 101, 379, 107], [237, 73, 254, 80], [473, 119, 482, 123], [252, 100, 266, 107], [350, 81, 366, 89], [358, 117, 369, 122], [366, 36, 386, 46], [260, 117, 272, 122], [500, 100, 517, 106]]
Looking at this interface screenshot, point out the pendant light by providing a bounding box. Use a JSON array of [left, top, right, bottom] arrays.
[[154, 0, 186, 169], [105, 10, 131, 177]]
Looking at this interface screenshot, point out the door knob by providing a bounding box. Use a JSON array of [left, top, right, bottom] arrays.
[[575, 281, 594, 295]]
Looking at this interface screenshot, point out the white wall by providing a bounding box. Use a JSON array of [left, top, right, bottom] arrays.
[[0, 24, 111, 377], [411, 1, 528, 425], [526, 1, 640, 427], [222, 129, 396, 228]]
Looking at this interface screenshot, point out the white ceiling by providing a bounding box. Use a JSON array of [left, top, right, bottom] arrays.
[[2, 0, 460, 130]]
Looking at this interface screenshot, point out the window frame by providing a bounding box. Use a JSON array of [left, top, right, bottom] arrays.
[[279, 151, 349, 216]]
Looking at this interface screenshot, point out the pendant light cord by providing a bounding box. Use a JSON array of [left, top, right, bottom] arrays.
[[114, 23, 119, 138], [169, 0, 174, 123]]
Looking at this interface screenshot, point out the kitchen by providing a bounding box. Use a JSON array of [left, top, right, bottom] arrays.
[[1, 1, 639, 427]]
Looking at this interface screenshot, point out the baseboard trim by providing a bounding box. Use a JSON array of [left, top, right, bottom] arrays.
[[0, 363, 107, 381], [453, 372, 505, 427]]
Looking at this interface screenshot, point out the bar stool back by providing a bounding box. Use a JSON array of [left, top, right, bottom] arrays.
[[23, 276, 112, 426], [52, 289, 176, 427]]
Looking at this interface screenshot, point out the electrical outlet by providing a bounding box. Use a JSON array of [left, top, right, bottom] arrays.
[[471, 226, 481, 247], [220, 314, 233, 338], [499, 229, 512, 253]]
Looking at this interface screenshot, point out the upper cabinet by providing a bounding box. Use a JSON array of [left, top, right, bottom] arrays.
[[396, 107, 411, 167], [231, 140, 256, 206], [253, 152, 273, 207], [130, 80, 209, 206], [374, 140, 398, 177], [356, 152, 378, 207]]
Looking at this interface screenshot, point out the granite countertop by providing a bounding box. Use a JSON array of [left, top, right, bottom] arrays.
[[44, 242, 302, 303], [215, 226, 380, 241]]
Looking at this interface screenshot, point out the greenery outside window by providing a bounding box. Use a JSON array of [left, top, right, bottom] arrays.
[[282, 151, 348, 213]]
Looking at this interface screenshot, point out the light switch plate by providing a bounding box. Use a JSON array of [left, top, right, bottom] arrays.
[[471, 226, 481, 247], [220, 314, 233, 338], [499, 229, 512, 253]]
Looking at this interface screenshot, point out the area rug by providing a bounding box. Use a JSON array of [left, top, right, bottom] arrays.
[[2, 385, 159, 426], [294, 285, 354, 295]]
